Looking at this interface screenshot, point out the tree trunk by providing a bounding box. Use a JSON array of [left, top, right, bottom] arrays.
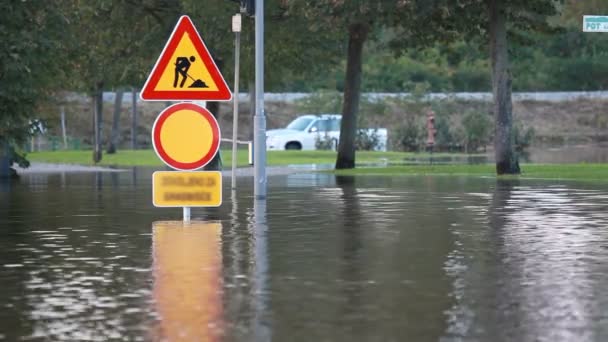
[[335, 23, 369, 170], [203, 57, 224, 171], [92, 82, 103, 163], [131, 88, 137, 150], [107, 90, 123, 154], [488, 0, 520, 175], [0, 140, 12, 179], [203, 100, 223, 171]]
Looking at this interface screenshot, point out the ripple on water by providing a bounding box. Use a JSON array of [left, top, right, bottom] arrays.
[[2, 173, 608, 341], [443, 185, 608, 341]]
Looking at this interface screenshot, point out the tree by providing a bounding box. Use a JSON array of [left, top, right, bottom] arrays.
[[0, 1, 68, 178], [181, 0, 345, 170], [62, 0, 181, 162], [488, 0, 520, 174], [448, 0, 561, 174], [107, 90, 124, 154], [488, 0, 562, 174], [282, 1, 454, 169]]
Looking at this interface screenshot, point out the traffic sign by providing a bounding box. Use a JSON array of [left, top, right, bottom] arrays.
[[152, 103, 220, 170], [583, 16, 608, 32], [140, 15, 232, 101], [153, 171, 222, 207]]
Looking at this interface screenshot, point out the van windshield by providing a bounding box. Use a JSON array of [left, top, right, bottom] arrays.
[[286, 117, 314, 131]]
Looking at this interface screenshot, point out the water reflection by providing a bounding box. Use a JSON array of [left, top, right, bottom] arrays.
[[151, 221, 223, 341], [335, 176, 365, 337], [494, 181, 607, 341], [268, 175, 457, 341], [251, 200, 271, 341], [220, 195, 271, 341], [444, 179, 608, 341]]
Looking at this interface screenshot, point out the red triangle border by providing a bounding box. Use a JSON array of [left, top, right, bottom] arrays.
[[140, 15, 232, 101]]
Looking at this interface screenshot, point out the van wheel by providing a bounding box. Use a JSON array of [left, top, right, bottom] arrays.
[[285, 142, 301, 150]]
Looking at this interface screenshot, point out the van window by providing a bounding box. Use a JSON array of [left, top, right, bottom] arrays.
[[310, 119, 330, 132], [286, 117, 314, 131], [328, 118, 340, 131]]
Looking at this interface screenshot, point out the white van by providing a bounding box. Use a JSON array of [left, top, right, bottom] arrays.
[[266, 114, 387, 151]]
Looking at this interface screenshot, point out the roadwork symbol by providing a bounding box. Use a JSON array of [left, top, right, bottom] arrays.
[[140, 15, 231, 101]]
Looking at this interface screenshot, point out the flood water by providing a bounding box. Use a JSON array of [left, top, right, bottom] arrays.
[[1, 169, 608, 341]]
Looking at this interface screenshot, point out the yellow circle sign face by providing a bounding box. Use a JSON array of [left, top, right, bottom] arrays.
[[160, 110, 214, 163], [152, 103, 220, 170]]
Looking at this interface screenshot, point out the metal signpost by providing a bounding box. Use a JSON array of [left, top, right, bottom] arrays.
[[254, 0, 267, 199], [141, 15, 232, 222], [231, 14, 242, 190], [583, 16, 608, 33]]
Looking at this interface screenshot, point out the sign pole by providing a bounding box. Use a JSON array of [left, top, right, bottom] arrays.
[[60, 106, 67, 149], [254, 0, 267, 199], [183, 207, 191, 222], [231, 14, 242, 190]]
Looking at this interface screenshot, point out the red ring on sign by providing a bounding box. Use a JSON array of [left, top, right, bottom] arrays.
[[152, 103, 220, 170]]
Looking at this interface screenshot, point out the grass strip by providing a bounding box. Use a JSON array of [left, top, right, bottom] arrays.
[[27, 149, 459, 168], [333, 163, 608, 182], [26, 150, 607, 182]]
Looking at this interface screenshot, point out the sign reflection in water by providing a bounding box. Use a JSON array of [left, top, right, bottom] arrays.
[[152, 221, 223, 341]]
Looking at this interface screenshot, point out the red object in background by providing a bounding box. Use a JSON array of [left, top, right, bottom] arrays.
[[426, 110, 436, 147]]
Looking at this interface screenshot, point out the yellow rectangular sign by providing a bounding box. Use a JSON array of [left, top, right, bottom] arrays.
[[153, 171, 222, 207]]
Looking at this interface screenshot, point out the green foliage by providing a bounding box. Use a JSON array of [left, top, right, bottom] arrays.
[[433, 111, 458, 150], [451, 60, 491, 92], [359, 95, 389, 129], [462, 110, 492, 152], [394, 118, 423, 152], [0, 1, 67, 167], [512, 27, 608, 90], [293, 24, 608, 93], [63, 0, 180, 92], [315, 133, 337, 150], [513, 122, 536, 151], [427, 101, 462, 151], [275, 1, 607, 93], [354, 129, 382, 151]]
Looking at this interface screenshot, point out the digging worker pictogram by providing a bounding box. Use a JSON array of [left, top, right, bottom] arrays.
[[174, 56, 195, 88], [139, 15, 230, 101]]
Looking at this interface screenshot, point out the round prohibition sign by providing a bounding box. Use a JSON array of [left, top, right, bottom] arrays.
[[152, 103, 220, 170]]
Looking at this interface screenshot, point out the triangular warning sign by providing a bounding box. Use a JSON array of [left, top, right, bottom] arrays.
[[140, 15, 232, 101]]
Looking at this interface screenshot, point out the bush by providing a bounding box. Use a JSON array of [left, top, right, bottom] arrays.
[[315, 133, 337, 150], [355, 129, 382, 151], [433, 111, 459, 151], [513, 122, 535, 151], [394, 117, 423, 151], [461, 110, 492, 152], [0, 140, 29, 179]]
